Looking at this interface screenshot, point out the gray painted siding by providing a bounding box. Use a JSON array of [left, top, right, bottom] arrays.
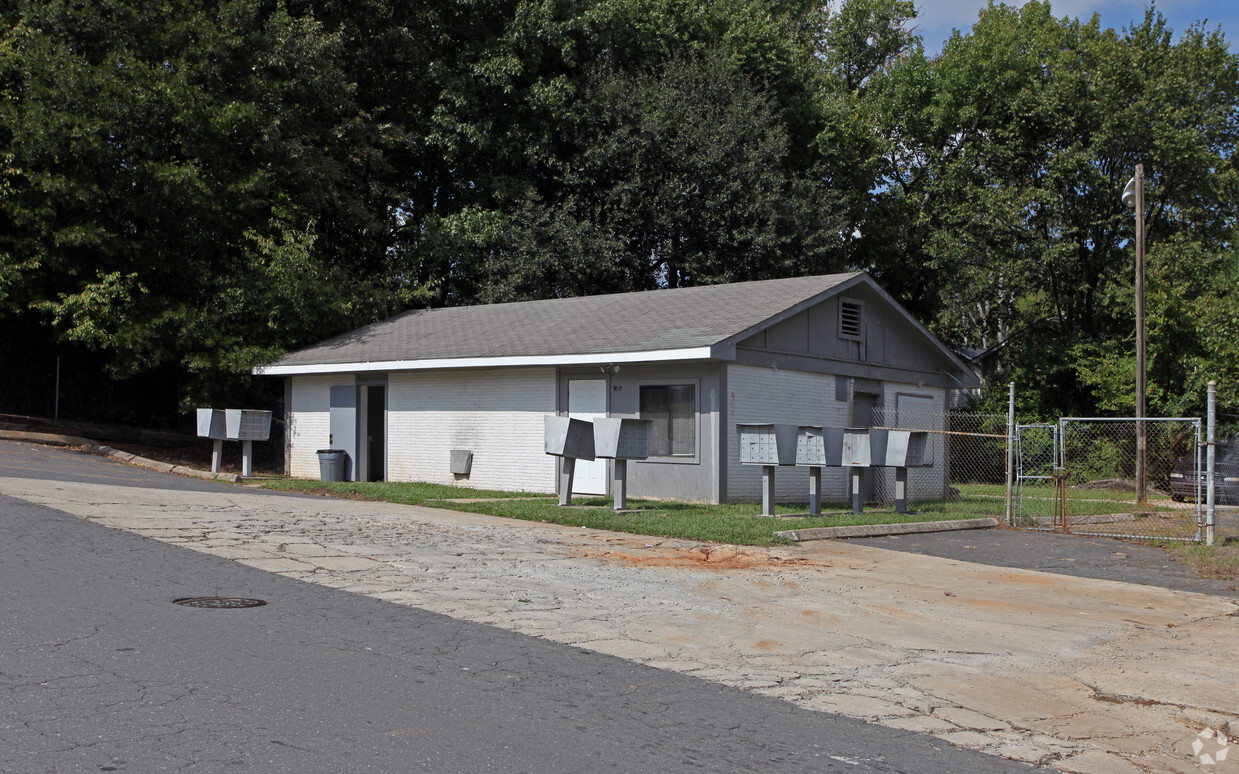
[[557, 362, 723, 503], [724, 364, 850, 503], [734, 287, 957, 388]]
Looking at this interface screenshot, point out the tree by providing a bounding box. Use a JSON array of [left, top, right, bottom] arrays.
[[864, 2, 1239, 418]]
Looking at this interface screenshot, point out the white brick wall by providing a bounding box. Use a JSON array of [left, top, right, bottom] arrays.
[[288, 374, 337, 479], [726, 365, 850, 502], [387, 367, 558, 493]]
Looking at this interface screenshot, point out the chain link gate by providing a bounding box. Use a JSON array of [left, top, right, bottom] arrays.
[[1013, 424, 1059, 529], [1052, 418, 1203, 541]]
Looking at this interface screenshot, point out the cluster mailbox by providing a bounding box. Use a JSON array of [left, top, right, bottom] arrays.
[[594, 418, 652, 510], [545, 416, 596, 506], [795, 426, 844, 467], [738, 423, 799, 466], [841, 428, 931, 513], [196, 408, 272, 476], [739, 423, 933, 516], [225, 409, 272, 442], [544, 416, 596, 460], [738, 423, 800, 516], [795, 426, 844, 516], [593, 418, 651, 460], [883, 430, 929, 468]]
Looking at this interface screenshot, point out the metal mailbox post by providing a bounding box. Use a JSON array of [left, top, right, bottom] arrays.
[[738, 423, 799, 516], [593, 418, 652, 510], [545, 415, 596, 506], [196, 408, 272, 476], [795, 426, 845, 515]]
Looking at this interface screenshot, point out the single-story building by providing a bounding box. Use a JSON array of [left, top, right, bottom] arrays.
[[255, 272, 979, 504]]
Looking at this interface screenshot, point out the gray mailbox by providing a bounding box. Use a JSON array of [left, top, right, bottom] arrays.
[[738, 423, 799, 517], [594, 418, 652, 511], [225, 409, 272, 442], [593, 418, 651, 460], [545, 415, 595, 506], [882, 429, 931, 514], [795, 425, 844, 467], [196, 408, 271, 476], [881, 430, 930, 467], [795, 426, 845, 516], [196, 408, 226, 440], [544, 415, 596, 460], [738, 423, 799, 466], [842, 427, 889, 468]]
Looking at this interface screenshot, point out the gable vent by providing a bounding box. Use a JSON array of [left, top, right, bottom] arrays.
[[839, 299, 864, 340]]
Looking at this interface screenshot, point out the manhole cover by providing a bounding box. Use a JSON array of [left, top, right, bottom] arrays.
[[173, 597, 267, 609]]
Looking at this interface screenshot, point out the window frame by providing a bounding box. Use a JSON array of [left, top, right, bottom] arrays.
[[636, 379, 701, 464]]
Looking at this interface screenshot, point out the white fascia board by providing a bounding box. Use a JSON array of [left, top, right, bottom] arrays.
[[253, 346, 718, 376]]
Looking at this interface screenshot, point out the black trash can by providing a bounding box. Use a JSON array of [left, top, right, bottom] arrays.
[[316, 449, 348, 482]]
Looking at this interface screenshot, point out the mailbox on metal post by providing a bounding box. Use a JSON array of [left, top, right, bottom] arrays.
[[545, 416, 596, 506], [795, 426, 844, 516], [841, 428, 891, 513], [738, 423, 799, 516], [880, 430, 931, 513], [593, 418, 652, 510], [196, 408, 271, 476]]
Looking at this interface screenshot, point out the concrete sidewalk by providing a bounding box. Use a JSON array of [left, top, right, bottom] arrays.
[[2, 460, 1238, 773]]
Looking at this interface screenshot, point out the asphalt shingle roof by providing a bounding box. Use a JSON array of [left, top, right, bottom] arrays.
[[266, 273, 863, 368]]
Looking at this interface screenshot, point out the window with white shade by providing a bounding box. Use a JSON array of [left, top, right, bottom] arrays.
[[640, 384, 696, 457]]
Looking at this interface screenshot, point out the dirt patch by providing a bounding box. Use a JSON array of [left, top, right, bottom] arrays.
[[580, 543, 821, 571]]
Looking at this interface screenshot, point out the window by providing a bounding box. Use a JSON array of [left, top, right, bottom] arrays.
[[839, 298, 864, 340], [640, 384, 696, 457]]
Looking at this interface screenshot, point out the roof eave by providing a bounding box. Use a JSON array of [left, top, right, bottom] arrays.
[[252, 346, 721, 376]]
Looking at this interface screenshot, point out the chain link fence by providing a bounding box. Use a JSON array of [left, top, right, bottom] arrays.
[[1033, 418, 1203, 541], [868, 408, 1010, 519]]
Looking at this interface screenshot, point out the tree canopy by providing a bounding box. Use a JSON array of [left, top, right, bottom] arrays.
[[0, 0, 1235, 425]]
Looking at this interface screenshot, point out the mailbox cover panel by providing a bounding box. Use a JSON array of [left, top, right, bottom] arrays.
[[544, 415, 597, 460], [882, 430, 931, 467], [593, 417, 652, 460], [196, 408, 227, 440]]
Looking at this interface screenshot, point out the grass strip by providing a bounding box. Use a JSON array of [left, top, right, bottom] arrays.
[[260, 479, 986, 546]]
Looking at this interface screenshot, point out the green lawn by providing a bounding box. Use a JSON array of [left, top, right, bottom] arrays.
[[259, 479, 985, 546]]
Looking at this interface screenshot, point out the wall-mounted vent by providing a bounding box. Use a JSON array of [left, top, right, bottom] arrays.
[[839, 299, 864, 340]]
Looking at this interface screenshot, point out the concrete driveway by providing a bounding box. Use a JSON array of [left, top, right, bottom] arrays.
[[3, 441, 1238, 773]]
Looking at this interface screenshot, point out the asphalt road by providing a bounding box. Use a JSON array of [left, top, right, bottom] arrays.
[[852, 526, 1239, 598], [0, 442, 1040, 773]]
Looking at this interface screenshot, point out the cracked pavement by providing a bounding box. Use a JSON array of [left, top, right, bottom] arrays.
[[4, 440, 1238, 772]]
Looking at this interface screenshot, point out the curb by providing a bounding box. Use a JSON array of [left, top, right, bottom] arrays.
[[776, 517, 999, 542], [0, 430, 242, 484]]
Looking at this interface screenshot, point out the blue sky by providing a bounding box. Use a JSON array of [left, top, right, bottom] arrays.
[[913, 1, 1238, 54]]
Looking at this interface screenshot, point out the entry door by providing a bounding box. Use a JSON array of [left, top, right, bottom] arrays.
[[328, 385, 357, 481], [359, 385, 385, 482], [568, 379, 608, 495]]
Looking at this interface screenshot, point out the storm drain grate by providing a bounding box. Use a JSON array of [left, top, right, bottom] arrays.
[[173, 597, 267, 609]]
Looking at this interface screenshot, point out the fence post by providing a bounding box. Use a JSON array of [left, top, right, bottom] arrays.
[[1207, 381, 1216, 546], [1005, 382, 1016, 526]]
